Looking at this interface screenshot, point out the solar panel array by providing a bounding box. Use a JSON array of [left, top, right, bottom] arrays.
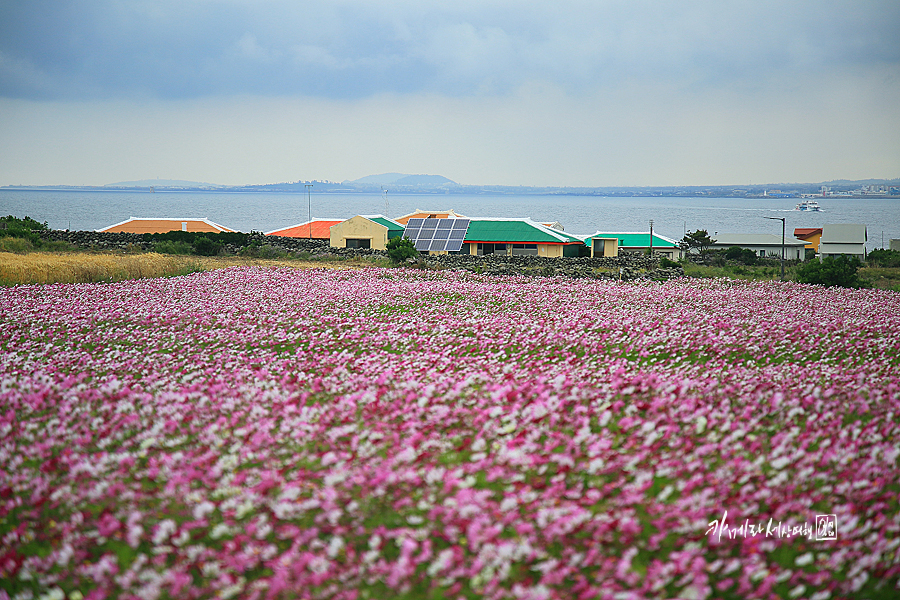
[[403, 218, 470, 252]]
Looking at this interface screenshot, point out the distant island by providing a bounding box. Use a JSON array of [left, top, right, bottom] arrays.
[[4, 174, 899, 199]]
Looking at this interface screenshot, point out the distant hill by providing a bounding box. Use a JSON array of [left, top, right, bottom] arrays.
[[105, 179, 220, 188], [345, 173, 456, 186]]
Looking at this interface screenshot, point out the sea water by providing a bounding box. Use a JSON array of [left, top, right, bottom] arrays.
[[1, 189, 897, 251]]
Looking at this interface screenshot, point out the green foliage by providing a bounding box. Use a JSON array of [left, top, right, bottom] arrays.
[[659, 256, 679, 269], [192, 236, 222, 256], [238, 243, 288, 259], [724, 246, 759, 265], [867, 248, 900, 268], [794, 255, 870, 288], [0, 236, 35, 253], [0, 215, 48, 246], [1, 215, 48, 232], [40, 240, 77, 252], [679, 229, 716, 253], [153, 240, 194, 255], [386, 236, 419, 264], [724, 246, 743, 260]]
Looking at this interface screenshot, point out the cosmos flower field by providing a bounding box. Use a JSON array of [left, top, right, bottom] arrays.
[[2, 267, 899, 600]]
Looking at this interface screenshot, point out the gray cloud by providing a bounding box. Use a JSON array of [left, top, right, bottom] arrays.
[[2, 0, 898, 101]]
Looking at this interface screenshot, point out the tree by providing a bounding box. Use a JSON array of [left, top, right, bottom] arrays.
[[794, 255, 869, 288], [679, 229, 716, 254], [386, 236, 418, 264]]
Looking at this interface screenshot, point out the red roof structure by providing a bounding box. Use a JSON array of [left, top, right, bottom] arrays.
[[794, 228, 822, 239], [98, 217, 235, 234], [265, 219, 343, 239]]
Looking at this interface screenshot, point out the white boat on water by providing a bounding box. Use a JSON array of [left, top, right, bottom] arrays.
[[795, 199, 822, 211]]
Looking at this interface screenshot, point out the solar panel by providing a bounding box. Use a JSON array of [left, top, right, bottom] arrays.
[[403, 218, 470, 253]]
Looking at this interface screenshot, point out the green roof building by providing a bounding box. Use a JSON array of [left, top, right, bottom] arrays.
[[580, 231, 683, 259], [329, 214, 405, 250], [462, 218, 584, 257]]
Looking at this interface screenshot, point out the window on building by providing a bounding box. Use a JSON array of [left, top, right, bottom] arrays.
[[346, 238, 371, 249], [477, 243, 508, 255], [512, 243, 539, 256]]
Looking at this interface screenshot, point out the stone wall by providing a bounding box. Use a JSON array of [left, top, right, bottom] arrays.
[[36, 230, 683, 280], [40, 230, 153, 250], [37, 230, 331, 253], [418, 252, 683, 281]]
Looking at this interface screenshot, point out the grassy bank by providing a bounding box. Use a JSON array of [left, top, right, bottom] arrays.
[[0, 250, 391, 286], [0, 251, 206, 285], [682, 261, 900, 291]]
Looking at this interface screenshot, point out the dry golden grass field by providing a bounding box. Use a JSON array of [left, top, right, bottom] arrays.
[[0, 251, 363, 286]]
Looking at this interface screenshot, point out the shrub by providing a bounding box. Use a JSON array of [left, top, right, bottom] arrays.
[[39, 240, 77, 252], [794, 255, 869, 288], [659, 256, 679, 269], [192, 237, 222, 256], [0, 215, 48, 246], [724, 246, 759, 265], [153, 240, 194, 255], [867, 248, 900, 268], [725, 246, 744, 260], [0, 236, 34, 253], [739, 248, 758, 265], [386, 236, 418, 264], [239, 244, 286, 259]]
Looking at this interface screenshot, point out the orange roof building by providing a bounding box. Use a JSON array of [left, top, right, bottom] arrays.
[[265, 219, 344, 239], [98, 217, 235, 234], [794, 227, 823, 252], [394, 209, 467, 225]]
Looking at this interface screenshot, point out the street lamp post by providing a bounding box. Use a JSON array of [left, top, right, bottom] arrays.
[[765, 216, 785, 281], [305, 184, 313, 239], [649, 219, 654, 257]]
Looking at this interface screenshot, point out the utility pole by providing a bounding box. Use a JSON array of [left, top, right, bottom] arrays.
[[305, 184, 313, 239], [765, 216, 785, 281]]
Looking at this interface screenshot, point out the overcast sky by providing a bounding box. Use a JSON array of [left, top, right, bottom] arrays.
[[1, 0, 898, 187]]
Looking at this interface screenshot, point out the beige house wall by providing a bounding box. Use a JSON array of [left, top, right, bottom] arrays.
[[592, 237, 619, 257], [538, 244, 563, 258], [464, 242, 568, 257], [329, 216, 389, 249]]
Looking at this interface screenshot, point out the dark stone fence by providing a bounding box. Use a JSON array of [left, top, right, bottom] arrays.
[[40, 230, 153, 250], [37, 230, 683, 281], [418, 252, 683, 281], [37, 230, 332, 253]]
